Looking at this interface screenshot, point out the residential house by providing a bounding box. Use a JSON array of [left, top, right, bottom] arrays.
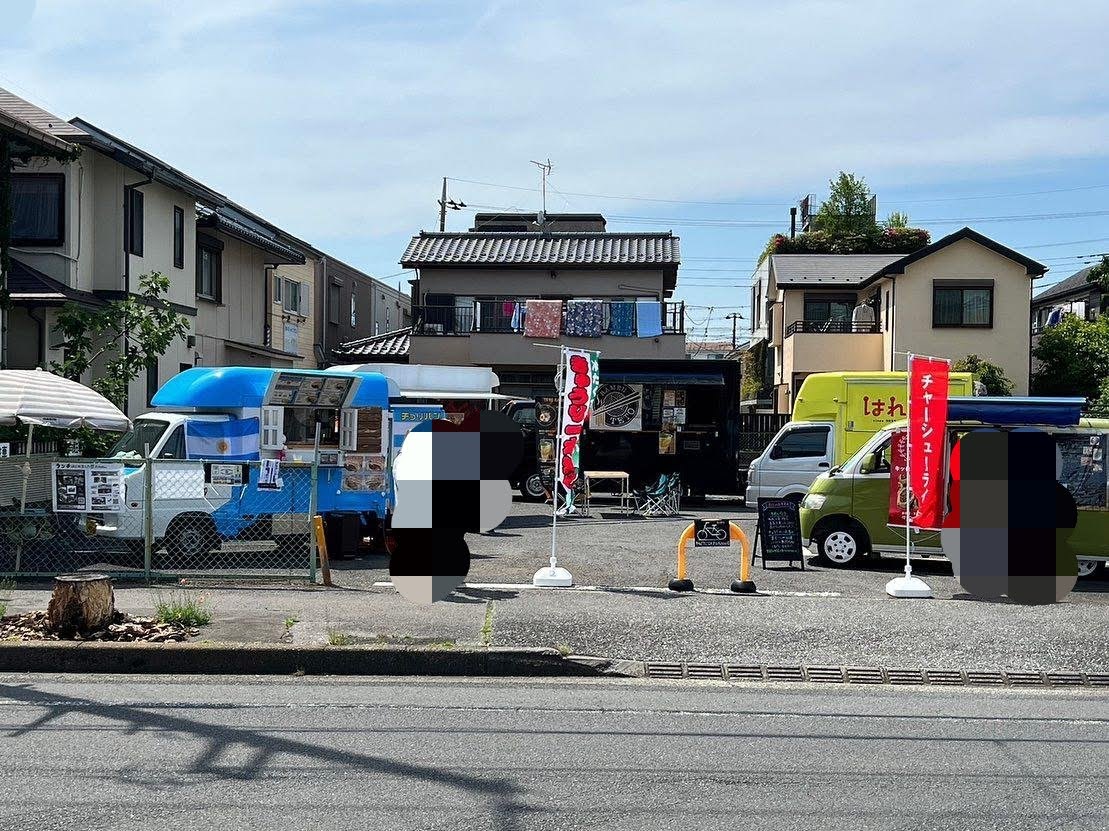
[[757, 227, 1046, 412], [1030, 265, 1102, 371], [315, 256, 410, 365], [686, 340, 736, 360], [358, 212, 685, 398]]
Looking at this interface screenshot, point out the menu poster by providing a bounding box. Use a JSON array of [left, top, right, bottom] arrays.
[[757, 497, 804, 566], [267, 373, 353, 408], [674, 390, 687, 408], [341, 453, 387, 492], [673, 407, 687, 425], [663, 389, 676, 407], [659, 430, 675, 455], [53, 462, 124, 513], [1057, 433, 1107, 508], [258, 459, 282, 491]]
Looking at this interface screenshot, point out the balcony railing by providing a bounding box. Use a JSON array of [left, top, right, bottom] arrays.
[[784, 319, 879, 336], [413, 299, 685, 336]]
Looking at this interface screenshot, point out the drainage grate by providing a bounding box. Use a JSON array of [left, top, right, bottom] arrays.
[[686, 663, 725, 680], [1005, 671, 1046, 686], [886, 669, 926, 685], [805, 666, 845, 683], [965, 671, 1006, 686], [1046, 672, 1085, 687], [765, 666, 805, 682], [724, 665, 764, 681], [925, 670, 966, 685], [645, 662, 684, 679], [1087, 673, 1109, 687], [845, 667, 885, 685]]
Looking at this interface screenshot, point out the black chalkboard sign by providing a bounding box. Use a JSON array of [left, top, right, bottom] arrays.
[[756, 498, 804, 568], [693, 518, 731, 547]]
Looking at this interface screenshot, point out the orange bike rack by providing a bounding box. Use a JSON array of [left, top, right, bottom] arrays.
[[669, 521, 755, 593]]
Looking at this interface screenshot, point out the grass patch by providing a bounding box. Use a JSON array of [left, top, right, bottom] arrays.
[[481, 600, 495, 646], [326, 628, 354, 646], [0, 578, 13, 618], [554, 642, 572, 656], [284, 616, 299, 630], [152, 590, 212, 627]]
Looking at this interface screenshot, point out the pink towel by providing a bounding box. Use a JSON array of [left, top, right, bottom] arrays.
[[524, 300, 562, 338]]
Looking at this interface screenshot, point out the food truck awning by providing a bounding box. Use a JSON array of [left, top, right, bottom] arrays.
[[597, 371, 725, 386], [947, 396, 1086, 428], [153, 367, 397, 409], [0, 369, 130, 431]]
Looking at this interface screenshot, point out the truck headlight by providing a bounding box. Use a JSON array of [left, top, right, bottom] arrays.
[[802, 493, 826, 511]]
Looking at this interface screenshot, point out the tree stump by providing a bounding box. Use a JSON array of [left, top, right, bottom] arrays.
[[46, 574, 115, 636]]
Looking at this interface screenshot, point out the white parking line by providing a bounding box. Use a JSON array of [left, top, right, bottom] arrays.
[[371, 581, 842, 598]]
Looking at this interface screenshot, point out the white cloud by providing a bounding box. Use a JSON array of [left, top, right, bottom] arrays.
[[2, 0, 1108, 275]]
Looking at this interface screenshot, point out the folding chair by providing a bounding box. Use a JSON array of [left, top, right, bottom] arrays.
[[633, 473, 681, 517]]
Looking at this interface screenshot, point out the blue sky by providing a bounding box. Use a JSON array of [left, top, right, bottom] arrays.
[[3, 0, 1108, 344]]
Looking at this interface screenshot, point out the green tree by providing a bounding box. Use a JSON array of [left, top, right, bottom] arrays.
[[953, 354, 1014, 396], [1031, 315, 1109, 402], [51, 271, 190, 411], [1089, 377, 1109, 417], [885, 211, 910, 229], [1086, 254, 1109, 313], [814, 172, 877, 238]]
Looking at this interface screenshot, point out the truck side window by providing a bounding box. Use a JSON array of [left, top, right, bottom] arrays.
[[863, 439, 892, 474], [159, 427, 185, 459], [770, 426, 829, 459]]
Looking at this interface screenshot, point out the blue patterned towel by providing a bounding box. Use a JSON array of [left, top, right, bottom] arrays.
[[608, 302, 635, 336], [564, 300, 604, 337]]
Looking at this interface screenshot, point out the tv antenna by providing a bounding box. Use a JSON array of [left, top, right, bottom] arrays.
[[530, 159, 552, 222]]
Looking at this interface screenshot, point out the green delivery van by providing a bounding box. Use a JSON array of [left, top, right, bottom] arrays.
[[799, 406, 1109, 579]]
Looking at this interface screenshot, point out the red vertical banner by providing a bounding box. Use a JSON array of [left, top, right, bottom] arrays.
[[887, 428, 908, 525], [908, 355, 950, 529]]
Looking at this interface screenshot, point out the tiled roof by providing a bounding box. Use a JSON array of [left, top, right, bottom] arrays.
[[770, 254, 904, 286], [401, 232, 680, 267], [8, 258, 105, 307], [0, 88, 87, 139], [197, 205, 305, 264], [1033, 266, 1097, 304], [335, 328, 411, 358]]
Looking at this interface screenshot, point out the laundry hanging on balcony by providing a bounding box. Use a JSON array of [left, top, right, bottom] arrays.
[[608, 301, 636, 336], [635, 300, 663, 337], [524, 299, 563, 338], [564, 300, 604, 337]]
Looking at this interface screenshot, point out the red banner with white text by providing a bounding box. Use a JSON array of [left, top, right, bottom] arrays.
[[908, 355, 950, 529], [887, 428, 909, 525]]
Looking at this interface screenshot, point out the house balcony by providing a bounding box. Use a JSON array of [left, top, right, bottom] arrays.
[[779, 318, 885, 380], [408, 299, 687, 366]]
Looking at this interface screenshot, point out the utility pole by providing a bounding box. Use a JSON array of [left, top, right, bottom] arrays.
[[530, 159, 552, 220], [438, 177, 447, 232], [725, 313, 743, 349]]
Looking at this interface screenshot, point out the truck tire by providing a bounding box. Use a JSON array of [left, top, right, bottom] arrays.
[[520, 473, 547, 502], [816, 521, 868, 567], [1077, 559, 1105, 579], [164, 515, 218, 564]]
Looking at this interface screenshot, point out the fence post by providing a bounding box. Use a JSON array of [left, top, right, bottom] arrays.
[[143, 448, 154, 582], [308, 424, 320, 584]]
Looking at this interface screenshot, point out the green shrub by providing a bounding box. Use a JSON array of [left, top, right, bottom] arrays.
[[152, 590, 211, 627]]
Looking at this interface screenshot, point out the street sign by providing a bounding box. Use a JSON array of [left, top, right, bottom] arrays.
[[693, 518, 730, 547]]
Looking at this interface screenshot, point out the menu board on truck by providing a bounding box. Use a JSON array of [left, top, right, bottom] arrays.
[[266, 373, 353, 407], [1057, 433, 1107, 508], [341, 454, 387, 492], [52, 462, 124, 513]]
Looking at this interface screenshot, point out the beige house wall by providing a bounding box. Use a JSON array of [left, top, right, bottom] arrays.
[[270, 258, 316, 366], [887, 237, 1033, 393]]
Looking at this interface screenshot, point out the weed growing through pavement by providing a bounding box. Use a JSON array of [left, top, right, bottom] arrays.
[[152, 589, 212, 627], [327, 628, 354, 646], [284, 616, 299, 630], [0, 578, 13, 618]]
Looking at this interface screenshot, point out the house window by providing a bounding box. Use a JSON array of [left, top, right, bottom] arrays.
[[328, 284, 341, 325], [350, 294, 357, 328], [12, 173, 64, 246], [196, 235, 223, 301], [933, 281, 993, 328], [125, 188, 144, 256], [803, 294, 855, 322], [273, 274, 282, 304], [283, 279, 302, 314], [172, 206, 184, 268]]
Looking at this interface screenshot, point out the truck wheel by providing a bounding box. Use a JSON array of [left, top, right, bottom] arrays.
[[164, 515, 217, 563], [520, 473, 547, 502], [1077, 559, 1105, 579], [816, 522, 867, 567]]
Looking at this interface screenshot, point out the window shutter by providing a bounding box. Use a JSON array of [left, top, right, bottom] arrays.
[[260, 406, 284, 450], [298, 283, 309, 317], [340, 408, 358, 451]]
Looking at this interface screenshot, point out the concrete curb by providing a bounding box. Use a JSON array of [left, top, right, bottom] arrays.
[[0, 642, 628, 677]]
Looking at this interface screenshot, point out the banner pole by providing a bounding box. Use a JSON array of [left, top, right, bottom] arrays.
[[887, 353, 933, 599], [535, 346, 574, 587]]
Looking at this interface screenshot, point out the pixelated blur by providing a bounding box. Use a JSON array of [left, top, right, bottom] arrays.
[[941, 428, 1079, 604], [387, 410, 522, 603]]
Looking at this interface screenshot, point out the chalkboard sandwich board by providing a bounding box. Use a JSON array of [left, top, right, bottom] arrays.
[[756, 498, 805, 569]]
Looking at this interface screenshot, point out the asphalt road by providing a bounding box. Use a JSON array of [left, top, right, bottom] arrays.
[[0, 675, 1105, 830]]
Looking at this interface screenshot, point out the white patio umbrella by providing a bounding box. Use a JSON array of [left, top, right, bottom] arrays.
[[0, 369, 130, 432]]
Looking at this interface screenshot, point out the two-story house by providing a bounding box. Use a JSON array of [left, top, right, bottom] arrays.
[[759, 227, 1046, 412], [344, 213, 685, 398], [314, 256, 411, 366], [1030, 265, 1102, 372]]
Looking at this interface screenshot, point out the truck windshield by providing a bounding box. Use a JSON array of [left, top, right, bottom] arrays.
[[109, 419, 170, 460]]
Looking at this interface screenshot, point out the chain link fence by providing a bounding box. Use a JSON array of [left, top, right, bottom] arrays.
[[0, 455, 318, 582]]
